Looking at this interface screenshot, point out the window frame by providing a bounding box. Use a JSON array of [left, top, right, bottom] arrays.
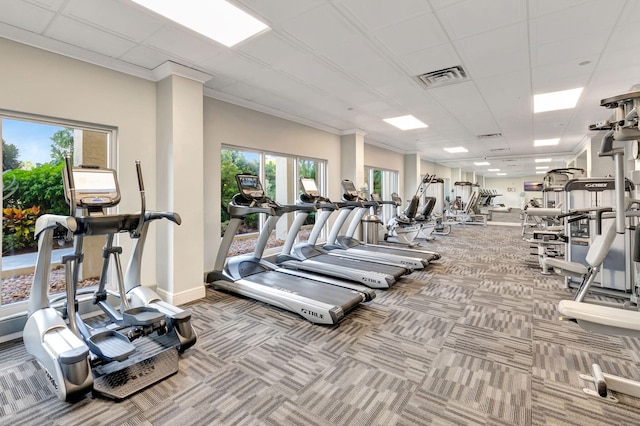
[[0, 109, 118, 318]]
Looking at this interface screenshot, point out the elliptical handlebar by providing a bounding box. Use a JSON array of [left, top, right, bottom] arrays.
[[133, 160, 146, 238]]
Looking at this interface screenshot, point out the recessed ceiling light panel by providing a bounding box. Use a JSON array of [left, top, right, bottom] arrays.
[[443, 147, 468, 153], [497, 173, 507, 176], [131, 0, 269, 47], [534, 138, 560, 147], [474, 162, 490, 166], [535, 158, 552, 163], [488, 168, 500, 172], [534, 88, 583, 113], [383, 115, 428, 130]]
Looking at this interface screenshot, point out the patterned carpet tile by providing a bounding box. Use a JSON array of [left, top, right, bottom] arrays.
[[443, 324, 532, 370], [4, 223, 640, 424], [294, 355, 418, 425], [420, 349, 531, 425], [401, 295, 467, 321], [343, 331, 439, 382], [196, 316, 281, 359], [233, 334, 339, 397], [531, 339, 640, 390], [419, 275, 478, 302], [0, 360, 52, 417], [283, 319, 374, 357], [531, 375, 640, 425], [377, 307, 456, 346], [458, 302, 532, 340], [534, 317, 633, 357]]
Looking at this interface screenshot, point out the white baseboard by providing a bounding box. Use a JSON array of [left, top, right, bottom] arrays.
[[156, 284, 206, 306]]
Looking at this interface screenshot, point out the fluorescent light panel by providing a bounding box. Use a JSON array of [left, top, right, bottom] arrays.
[[487, 168, 500, 172], [497, 173, 506, 176], [474, 162, 490, 166], [535, 158, 552, 163], [534, 138, 560, 147], [536, 171, 546, 174], [536, 166, 549, 170], [534, 88, 583, 113], [444, 147, 468, 153], [131, 0, 269, 47], [383, 115, 428, 130]]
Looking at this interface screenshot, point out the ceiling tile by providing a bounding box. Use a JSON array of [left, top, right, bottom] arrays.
[[64, 0, 164, 42], [237, 31, 307, 70], [339, 0, 431, 31], [530, 0, 624, 46], [0, 0, 55, 33], [233, 0, 324, 26], [528, 0, 592, 18], [400, 43, 462, 76], [531, 62, 591, 93], [318, 37, 383, 74], [531, 31, 609, 69], [455, 23, 527, 62], [145, 26, 225, 66], [350, 60, 406, 87], [374, 79, 421, 99], [280, 4, 360, 53], [373, 13, 448, 56], [23, 0, 66, 11], [45, 15, 136, 58], [437, 0, 526, 40], [119, 45, 173, 69], [200, 51, 269, 84]]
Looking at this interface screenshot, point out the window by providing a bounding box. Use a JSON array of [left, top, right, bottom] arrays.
[[221, 147, 326, 255], [364, 166, 398, 223], [1, 112, 114, 316]]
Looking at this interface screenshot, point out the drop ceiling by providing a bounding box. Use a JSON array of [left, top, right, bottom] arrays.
[[1, 0, 639, 176]]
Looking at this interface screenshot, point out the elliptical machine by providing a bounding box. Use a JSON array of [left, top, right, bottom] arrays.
[[23, 156, 196, 401]]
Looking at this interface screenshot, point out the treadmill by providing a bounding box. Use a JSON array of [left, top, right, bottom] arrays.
[[205, 174, 368, 325], [324, 179, 440, 268], [276, 178, 410, 289]]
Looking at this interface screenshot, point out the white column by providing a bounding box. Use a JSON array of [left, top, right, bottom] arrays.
[[404, 153, 420, 202], [154, 62, 210, 305], [340, 130, 366, 189]]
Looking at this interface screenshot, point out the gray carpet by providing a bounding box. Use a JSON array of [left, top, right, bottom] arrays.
[[1, 224, 640, 425]]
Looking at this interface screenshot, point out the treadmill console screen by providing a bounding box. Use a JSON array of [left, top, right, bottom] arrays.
[[236, 174, 265, 199], [65, 168, 120, 207], [341, 179, 358, 196], [300, 178, 320, 197]]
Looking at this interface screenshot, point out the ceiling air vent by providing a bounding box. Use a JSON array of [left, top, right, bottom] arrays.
[[490, 147, 510, 153], [478, 133, 503, 139], [416, 66, 468, 89]]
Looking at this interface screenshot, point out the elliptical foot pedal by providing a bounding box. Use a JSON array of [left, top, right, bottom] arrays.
[[92, 347, 179, 400], [123, 306, 165, 327], [89, 330, 136, 362]]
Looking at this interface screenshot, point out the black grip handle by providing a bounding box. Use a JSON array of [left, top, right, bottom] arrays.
[[595, 208, 614, 235], [634, 227, 640, 263], [567, 214, 589, 224], [135, 160, 145, 192]]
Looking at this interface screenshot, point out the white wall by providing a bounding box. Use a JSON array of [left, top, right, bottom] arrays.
[[364, 144, 404, 196], [483, 175, 543, 208], [0, 38, 160, 285], [202, 97, 343, 268]]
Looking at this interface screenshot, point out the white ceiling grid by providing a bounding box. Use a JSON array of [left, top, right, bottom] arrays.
[[0, 0, 638, 175]]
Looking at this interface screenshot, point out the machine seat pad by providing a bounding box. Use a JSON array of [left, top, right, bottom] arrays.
[[525, 207, 562, 217], [546, 226, 564, 232], [558, 300, 640, 332], [543, 258, 588, 276]]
